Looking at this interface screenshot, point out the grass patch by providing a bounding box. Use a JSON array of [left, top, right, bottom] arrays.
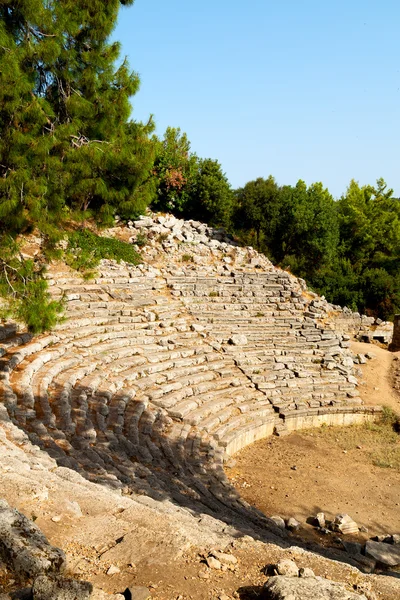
[[181, 253, 194, 262], [306, 408, 400, 472], [209, 291, 220, 297], [66, 230, 141, 273]]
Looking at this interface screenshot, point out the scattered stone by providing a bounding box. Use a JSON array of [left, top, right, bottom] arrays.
[[314, 512, 326, 528], [190, 323, 205, 332], [106, 564, 120, 576], [210, 551, 237, 565], [365, 540, 400, 567], [51, 516, 61, 523], [264, 575, 368, 599], [228, 334, 247, 346], [198, 571, 210, 579], [270, 516, 286, 529], [332, 514, 359, 535], [391, 534, 400, 545], [286, 517, 300, 531], [206, 556, 221, 570], [275, 559, 299, 577], [299, 567, 315, 578], [123, 587, 152, 600]]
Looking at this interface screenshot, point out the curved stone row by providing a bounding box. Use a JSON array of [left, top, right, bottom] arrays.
[[167, 271, 363, 422], [0, 241, 381, 536]]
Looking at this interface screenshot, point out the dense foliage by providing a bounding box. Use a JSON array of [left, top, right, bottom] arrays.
[[152, 127, 233, 226], [0, 0, 155, 234], [232, 177, 400, 320]]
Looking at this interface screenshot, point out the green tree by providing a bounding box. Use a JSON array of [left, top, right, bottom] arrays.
[[0, 0, 155, 234], [151, 127, 199, 214], [333, 178, 400, 318], [277, 180, 339, 276], [233, 176, 279, 248], [189, 158, 233, 226]]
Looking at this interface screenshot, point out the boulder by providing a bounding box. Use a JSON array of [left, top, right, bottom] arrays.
[[365, 540, 400, 567], [264, 575, 368, 599], [32, 575, 92, 600], [275, 559, 299, 577], [0, 499, 66, 579], [270, 516, 286, 529]]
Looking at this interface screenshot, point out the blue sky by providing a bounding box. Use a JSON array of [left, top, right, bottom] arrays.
[[114, 0, 400, 198]]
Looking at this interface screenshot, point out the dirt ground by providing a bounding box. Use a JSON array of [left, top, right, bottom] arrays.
[[226, 342, 400, 549]]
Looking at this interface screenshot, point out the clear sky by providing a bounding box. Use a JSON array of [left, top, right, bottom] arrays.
[[114, 0, 400, 199]]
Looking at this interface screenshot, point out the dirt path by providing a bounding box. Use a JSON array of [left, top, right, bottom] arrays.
[[350, 341, 400, 412]]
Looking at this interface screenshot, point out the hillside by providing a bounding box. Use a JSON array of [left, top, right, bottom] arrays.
[[0, 215, 399, 600]]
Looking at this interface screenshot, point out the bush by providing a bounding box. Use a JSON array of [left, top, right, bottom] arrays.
[[66, 230, 142, 272], [0, 240, 64, 333]]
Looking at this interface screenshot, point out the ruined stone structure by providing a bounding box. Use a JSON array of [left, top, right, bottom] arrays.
[[0, 215, 381, 538]]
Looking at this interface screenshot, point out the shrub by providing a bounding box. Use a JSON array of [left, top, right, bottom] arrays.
[[66, 230, 142, 272], [0, 240, 64, 333]]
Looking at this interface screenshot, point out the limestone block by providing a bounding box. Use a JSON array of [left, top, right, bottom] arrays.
[[365, 540, 400, 567], [264, 575, 367, 599]]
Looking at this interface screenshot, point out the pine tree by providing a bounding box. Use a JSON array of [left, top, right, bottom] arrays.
[[0, 0, 155, 235]]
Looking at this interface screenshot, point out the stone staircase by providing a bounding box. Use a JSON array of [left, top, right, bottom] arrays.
[[0, 221, 381, 537]]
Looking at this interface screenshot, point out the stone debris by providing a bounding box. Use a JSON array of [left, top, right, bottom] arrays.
[[270, 516, 286, 529], [205, 555, 221, 570], [275, 559, 299, 577], [122, 587, 151, 600], [209, 550, 238, 565], [286, 517, 300, 531], [264, 559, 368, 599], [314, 512, 326, 529], [228, 334, 248, 346], [106, 565, 120, 576], [299, 567, 315, 578], [365, 540, 400, 567], [332, 514, 359, 535], [264, 575, 368, 599]]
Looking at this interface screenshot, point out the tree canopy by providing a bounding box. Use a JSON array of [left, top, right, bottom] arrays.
[[0, 0, 155, 236]]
